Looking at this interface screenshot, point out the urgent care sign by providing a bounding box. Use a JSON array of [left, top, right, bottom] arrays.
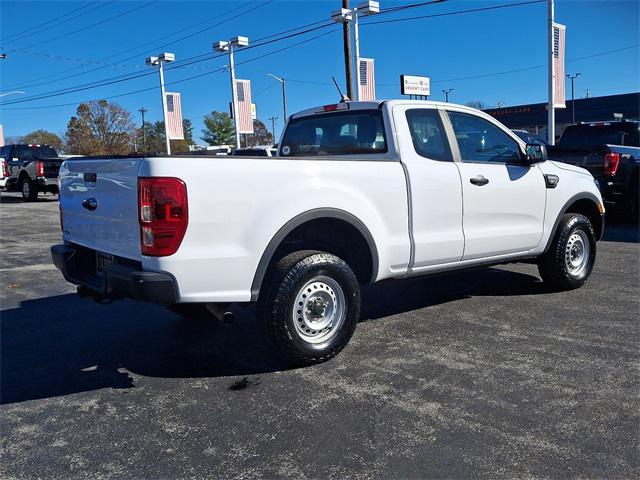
[[400, 75, 430, 96]]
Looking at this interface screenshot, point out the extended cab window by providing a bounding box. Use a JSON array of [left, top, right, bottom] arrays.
[[280, 110, 387, 157], [448, 111, 520, 163], [406, 109, 452, 161]]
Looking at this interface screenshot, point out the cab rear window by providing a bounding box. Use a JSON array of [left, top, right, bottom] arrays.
[[280, 110, 387, 157]]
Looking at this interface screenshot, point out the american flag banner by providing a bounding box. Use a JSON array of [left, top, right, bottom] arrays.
[[165, 92, 184, 140], [358, 58, 376, 101], [553, 23, 566, 108], [235, 79, 254, 134]]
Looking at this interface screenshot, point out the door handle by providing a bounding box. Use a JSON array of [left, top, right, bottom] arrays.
[[469, 175, 489, 186]]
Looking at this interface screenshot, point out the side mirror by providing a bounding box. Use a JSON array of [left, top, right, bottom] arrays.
[[523, 143, 547, 164]]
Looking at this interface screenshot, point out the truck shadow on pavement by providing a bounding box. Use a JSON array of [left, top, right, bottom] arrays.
[[1, 267, 545, 405]]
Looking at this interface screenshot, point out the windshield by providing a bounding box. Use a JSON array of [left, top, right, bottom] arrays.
[[559, 124, 640, 148], [280, 110, 387, 157], [12, 145, 58, 159]]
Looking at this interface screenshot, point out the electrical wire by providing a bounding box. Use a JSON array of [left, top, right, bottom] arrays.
[[1, 1, 110, 43], [2, 28, 342, 110], [19, 1, 160, 50]]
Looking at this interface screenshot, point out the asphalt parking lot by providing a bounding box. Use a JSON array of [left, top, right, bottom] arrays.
[[1, 191, 638, 479]]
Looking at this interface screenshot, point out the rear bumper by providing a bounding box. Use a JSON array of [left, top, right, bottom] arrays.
[[51, 244, 177, 304]]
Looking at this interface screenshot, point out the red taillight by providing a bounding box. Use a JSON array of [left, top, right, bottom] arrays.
[[138, 177, 188, 256], [1, 160, 8, 178], [36, 161, 44, 177], [603, 152, 621, 176]]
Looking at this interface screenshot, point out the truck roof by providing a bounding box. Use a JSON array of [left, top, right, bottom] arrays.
[[290, 100, 481, 119]]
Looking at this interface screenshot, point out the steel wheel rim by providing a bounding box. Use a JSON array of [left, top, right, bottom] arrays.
[[292, 276, 346, 344], [22, 181, 30, 197], [565, 229, 590, 278]]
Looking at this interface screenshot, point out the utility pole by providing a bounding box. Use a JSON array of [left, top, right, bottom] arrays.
[[214, 36, 249, 149], [145, 53, 175, 155], [267, 74, 287, 120], [442, 88, 453, 102], [547, 0, 555, 145], [331, 2, 354, 100], [138, 107, 148, 153], [269, 116, 278, 143], [566, 73, 581, 124], [585, 88, 590, 98]]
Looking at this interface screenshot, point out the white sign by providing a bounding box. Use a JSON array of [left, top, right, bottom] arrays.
[[401, 75, 430, 96]]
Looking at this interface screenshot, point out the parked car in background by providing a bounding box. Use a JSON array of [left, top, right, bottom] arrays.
[[232, 146, 277, 157], [512, 129, 548, 146], [0, 144, 64, 201], [52, 100, 604, 365], [548, 120, 639, 219]]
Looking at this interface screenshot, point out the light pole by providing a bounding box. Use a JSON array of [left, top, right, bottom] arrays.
[[214, 36, 249, 150], [566, 72, 581, 124], [352, 1, 380, 101], [267, 73, 287, 121], [146, 52, 175, 155], [442, 88, 453, 102]]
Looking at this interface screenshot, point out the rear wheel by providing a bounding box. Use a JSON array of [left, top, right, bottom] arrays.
[[20, 178, 38, 202], [257, 250, 360, 366], [538, 213, 596, 291]]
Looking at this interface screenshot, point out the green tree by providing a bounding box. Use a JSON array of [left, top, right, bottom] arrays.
[[245, 119, 274, 147], [137, 119, 194, 154], [17, 130, 64, 151], [64, 100, 135, 155], [201, 111, 235, 146]]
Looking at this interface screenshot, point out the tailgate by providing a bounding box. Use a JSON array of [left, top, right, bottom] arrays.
[[41, 158, 64, 178], [59, 158, 142, 260], [549, 151, 604, 178]]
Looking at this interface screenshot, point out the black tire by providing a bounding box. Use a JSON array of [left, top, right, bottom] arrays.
[[257, 250, 361, 366], [538, 213, 596, 291], [20, 177, 38, 202], [166, 303, 215, 321]]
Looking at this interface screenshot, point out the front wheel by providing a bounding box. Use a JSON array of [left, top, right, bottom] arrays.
[[538, 213, 596, 291], [257, 250, 361, 366], [20, 178, 38, 201]]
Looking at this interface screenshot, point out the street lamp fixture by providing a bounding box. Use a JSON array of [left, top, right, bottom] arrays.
[[214, 36, 249, 149], [145, 52, 175, 154], [566, 72, 581, 124], [267, 73, 287, 122]]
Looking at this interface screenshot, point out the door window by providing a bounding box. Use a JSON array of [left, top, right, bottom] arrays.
[[405, 109, 452, 161], [448, 111, 521, 163]]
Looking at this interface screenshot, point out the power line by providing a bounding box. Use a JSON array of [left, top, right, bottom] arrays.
[[362, 0, 546, 26], [1, 1, 110, 43], [0, 20, 338, 107], [0, 0, 269, 91], [1, 28, 341, 110], [20, 1, 160, 50]]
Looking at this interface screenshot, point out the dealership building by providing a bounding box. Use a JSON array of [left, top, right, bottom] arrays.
[[484, 92, 639, 141]]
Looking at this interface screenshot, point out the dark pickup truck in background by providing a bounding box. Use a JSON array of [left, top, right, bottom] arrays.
[[548, 120, 639, 220], [0, 144, 64, 201]]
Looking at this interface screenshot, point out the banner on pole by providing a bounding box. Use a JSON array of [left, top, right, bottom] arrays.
[[251, 103, 257, 120], [358, 58, 376, 101], [553, 22, 566, 108], [235, 79, 254, 134], [165, 92, 184, 140]]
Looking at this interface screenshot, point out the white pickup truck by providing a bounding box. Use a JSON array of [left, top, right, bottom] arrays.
[[52, 100, 605, 365]]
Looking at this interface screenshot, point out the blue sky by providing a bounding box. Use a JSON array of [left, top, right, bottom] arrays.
[[1, 0, 638, 141]]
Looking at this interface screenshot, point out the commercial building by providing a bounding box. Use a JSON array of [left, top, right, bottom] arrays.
[[484, 92, 639, 141]]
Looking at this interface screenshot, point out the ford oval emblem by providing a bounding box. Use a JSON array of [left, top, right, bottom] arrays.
[[82, 197, 98, 211]]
